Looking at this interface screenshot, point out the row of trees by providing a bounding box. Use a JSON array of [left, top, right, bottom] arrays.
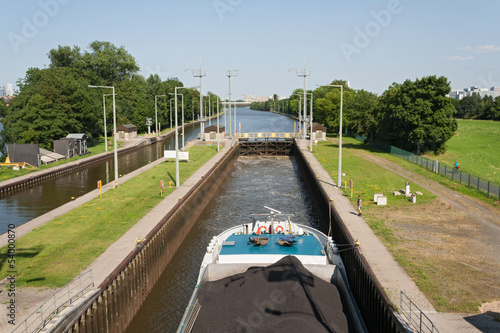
[[0, 41, 219, 158], [252, 76, 459, 154], [453, 94, 500, 120]]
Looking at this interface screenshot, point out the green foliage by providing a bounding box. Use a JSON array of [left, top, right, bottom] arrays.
[[0, 41, 212, 150], [377, 76, 457, 154], [0, 99, 7, 118], [455, 94, 500, 120]]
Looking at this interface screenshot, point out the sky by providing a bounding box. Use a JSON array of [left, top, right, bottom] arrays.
[[1, 0, 500, 98]]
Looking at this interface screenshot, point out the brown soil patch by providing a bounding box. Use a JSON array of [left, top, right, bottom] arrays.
[[344, 143, 500, 313]]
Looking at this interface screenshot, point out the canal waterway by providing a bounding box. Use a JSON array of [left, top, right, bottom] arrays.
[[125, 155, 320, 333], [0, 108, 297, 234]]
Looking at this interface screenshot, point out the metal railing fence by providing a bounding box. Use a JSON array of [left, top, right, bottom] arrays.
[[400, 291, 440, 333], [348, 132, 500, 199], [12, 270, 94, 333], [235, 132, 297, 139]]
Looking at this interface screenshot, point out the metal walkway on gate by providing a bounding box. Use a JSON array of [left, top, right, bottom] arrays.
[[238, 136, 295, 156]]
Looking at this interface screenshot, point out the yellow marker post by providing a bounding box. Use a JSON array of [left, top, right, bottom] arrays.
[[160, 179, 164, 196], [350, 180, 353, 198], [97, 180, 102, 197], [343, 181, 347, 191], [169, 181, 172, 189]]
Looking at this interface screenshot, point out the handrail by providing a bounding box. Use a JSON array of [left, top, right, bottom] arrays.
[[235, 132, 297, 138], [12, 270, 94, 333], [400, 291, 440, 333]]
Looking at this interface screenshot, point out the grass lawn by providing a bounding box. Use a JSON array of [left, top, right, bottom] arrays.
[[425, 119, 500, 184], [314, 138, 500, 312], [0, 137, 120, 182], [314, 140, 435, 212], [0, 145, 218, 288]]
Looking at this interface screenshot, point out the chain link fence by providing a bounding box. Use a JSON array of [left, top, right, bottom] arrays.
[[348, 133, 499, 199]]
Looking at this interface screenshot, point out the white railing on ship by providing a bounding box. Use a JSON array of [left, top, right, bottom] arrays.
[[13, 270, 94, 333], [235, 132, 297, 138], [399, 291, 440, 333]]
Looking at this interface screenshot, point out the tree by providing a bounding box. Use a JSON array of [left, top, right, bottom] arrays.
[[3, 67, 99, 149], [82, 41, 139, 85], [347, 89, 379, 144], [456, 95, 482, 119], [0, 99, 6, 118], [313, 80, 352, 134], [378, 76, 457, 154], [483, 96, 500, 120]]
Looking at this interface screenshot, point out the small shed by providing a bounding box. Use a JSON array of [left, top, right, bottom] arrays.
[[204, 125, 225, 141], [117, 124, 138, 140], [65, 133, 88, 156], [311, 123, 327, 141]]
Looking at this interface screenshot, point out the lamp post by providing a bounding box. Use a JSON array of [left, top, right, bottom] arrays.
[[216, 96, 220, 151], [169, 99, 173, 129], [169, 93, 184, 148], [302, 92, 314, 152], [89, 85, 118, 184], [155, 95, 167, 136], [226, 68, 238, 139], [317, 84, 343, 188], [174, 86, 197, 187], [289, 64, 310, 139], [103, 93, 115, 152], [292, 93, 303, 135], [185, 66, 206, 140]]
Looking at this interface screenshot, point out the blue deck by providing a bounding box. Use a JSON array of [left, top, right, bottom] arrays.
[[220, 234, 325, 257]]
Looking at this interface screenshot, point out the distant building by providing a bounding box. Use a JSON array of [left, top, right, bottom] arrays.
[[311, 123, 327, 141], [448, 86, 500, 99], [5, 83, 13, 96], [117, 123, 138, 140], [0, 86, 5, 97], [204, 125, 225, 141]]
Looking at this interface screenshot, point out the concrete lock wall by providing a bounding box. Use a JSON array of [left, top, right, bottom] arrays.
[[292, 142, 406, 333], [65, 144, 239, 333]]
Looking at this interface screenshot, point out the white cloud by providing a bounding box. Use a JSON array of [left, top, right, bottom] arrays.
[[445, 56, 474, 61], [473, 45, 500, 54], [457, 46, 471, 51]]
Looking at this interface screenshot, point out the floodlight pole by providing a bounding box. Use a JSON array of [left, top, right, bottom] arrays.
[[89, 85, 118, 184], [226, 68, 239, 139], [289, 65, 310, 139], [185, 66, 206, 140], [174, 87, 197, 187], [217, 96, 220, 151], [169, 93, 184, 148], [103, 93, 115, 152], [292, 93, 302, 135], [317, 84, 343, 188], [155, 95, 167, 136]]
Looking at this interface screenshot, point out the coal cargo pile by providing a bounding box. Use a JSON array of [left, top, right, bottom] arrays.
[[193, 255, 350, 333]]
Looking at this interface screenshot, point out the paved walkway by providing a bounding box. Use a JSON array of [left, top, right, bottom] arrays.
[[297, 139, 499, 333]]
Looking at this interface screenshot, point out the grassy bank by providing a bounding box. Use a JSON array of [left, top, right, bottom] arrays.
[[314, 140, 435, 211], [0, 145, 218, 288], [425, 119, 500, 184], [314, 138, 499, 312]]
